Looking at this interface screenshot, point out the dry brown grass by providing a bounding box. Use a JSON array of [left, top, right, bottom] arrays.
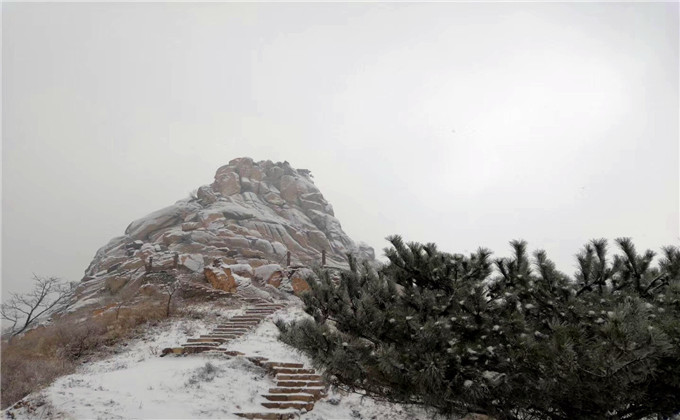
[[1, 300, 169, 409], [1, 351, 74, 410]]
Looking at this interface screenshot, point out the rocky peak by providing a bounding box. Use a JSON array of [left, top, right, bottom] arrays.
[[79, 158, 374, 301]]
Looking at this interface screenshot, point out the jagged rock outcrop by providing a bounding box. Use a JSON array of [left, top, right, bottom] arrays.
[[78, 158, 374, 301]]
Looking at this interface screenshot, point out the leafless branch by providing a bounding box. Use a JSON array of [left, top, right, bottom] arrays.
[[1, 275, 74, 336]]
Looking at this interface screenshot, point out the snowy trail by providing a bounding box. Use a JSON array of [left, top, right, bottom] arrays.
[[5, 304, 432, 420]]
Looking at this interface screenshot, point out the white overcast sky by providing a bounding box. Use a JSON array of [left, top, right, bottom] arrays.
[[2, 2, 678, 296]]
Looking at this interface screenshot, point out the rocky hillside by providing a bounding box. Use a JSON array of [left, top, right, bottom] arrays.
[[76, 157, 374, 303]]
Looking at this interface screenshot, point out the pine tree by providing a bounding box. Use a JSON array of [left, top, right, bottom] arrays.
[[277, 236, 680, 419]]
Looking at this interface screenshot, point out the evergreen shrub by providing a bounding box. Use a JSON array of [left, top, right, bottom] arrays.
[[277, 236, 680, 419]]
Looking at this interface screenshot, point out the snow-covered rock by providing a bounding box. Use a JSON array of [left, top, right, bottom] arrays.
[[254, 264, 284, 284], [125, 202, 200, 241], [179, 254, 204, 272], [78, 158, 376, 302]]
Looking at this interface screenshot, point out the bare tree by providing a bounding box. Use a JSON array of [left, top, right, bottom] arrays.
[[148, 271, 183, 317], [163, 280, 182, 317], [114, 271, 139, 320], [1, 275, 75, 336]]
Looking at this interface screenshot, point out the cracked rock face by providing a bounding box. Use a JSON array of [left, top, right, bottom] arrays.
[[80, 158, 374, 297]]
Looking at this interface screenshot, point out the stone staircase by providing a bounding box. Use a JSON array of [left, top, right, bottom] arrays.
[[161, 300, 285, 356], [161, 298, 328, 419], [235, 358, 326, 420]]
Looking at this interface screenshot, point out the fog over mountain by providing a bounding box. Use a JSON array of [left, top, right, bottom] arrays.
[[3, 2, 678, 296]]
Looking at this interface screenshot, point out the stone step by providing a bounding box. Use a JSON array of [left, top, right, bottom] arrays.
[[213, 325, 255, 334], [269, 387, 326, 397], [223, 317, 261, 322], [204, 335, 240, 341], [182, 346, 217, 354], [182, 342, 219, 347], [210, 329, 246, 334], [214, 326, 255, 331], [228, 318, 261, 322], [234, 411, 298, 420], [276, 381, 324, 388], [252, 305, 285, 309], [263, 394, 316, 402], [199, 334, 239, 340], [270, 368, 315, 375], [214, 325, 252, 329], [218, 327, 257, 332], [187, 337, 228, 343], [276, 374, 323, 381], [214, 325, 253, 330], [202, 349, 243, 355], [212, 331, 247, 336], [261, 402, 314, 411], [264, 362, 304, 369], [224, 350, 246, 357], [218, 321, 260, 326]]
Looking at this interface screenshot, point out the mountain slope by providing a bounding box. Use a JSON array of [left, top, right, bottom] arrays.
[[76, 157, 374, 304]]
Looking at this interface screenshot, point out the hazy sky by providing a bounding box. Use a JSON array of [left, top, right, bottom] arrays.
[[2, 2, 678, 296]]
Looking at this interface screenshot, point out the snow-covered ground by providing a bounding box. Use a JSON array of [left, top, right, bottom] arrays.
[[4, 302, 434, 420]]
